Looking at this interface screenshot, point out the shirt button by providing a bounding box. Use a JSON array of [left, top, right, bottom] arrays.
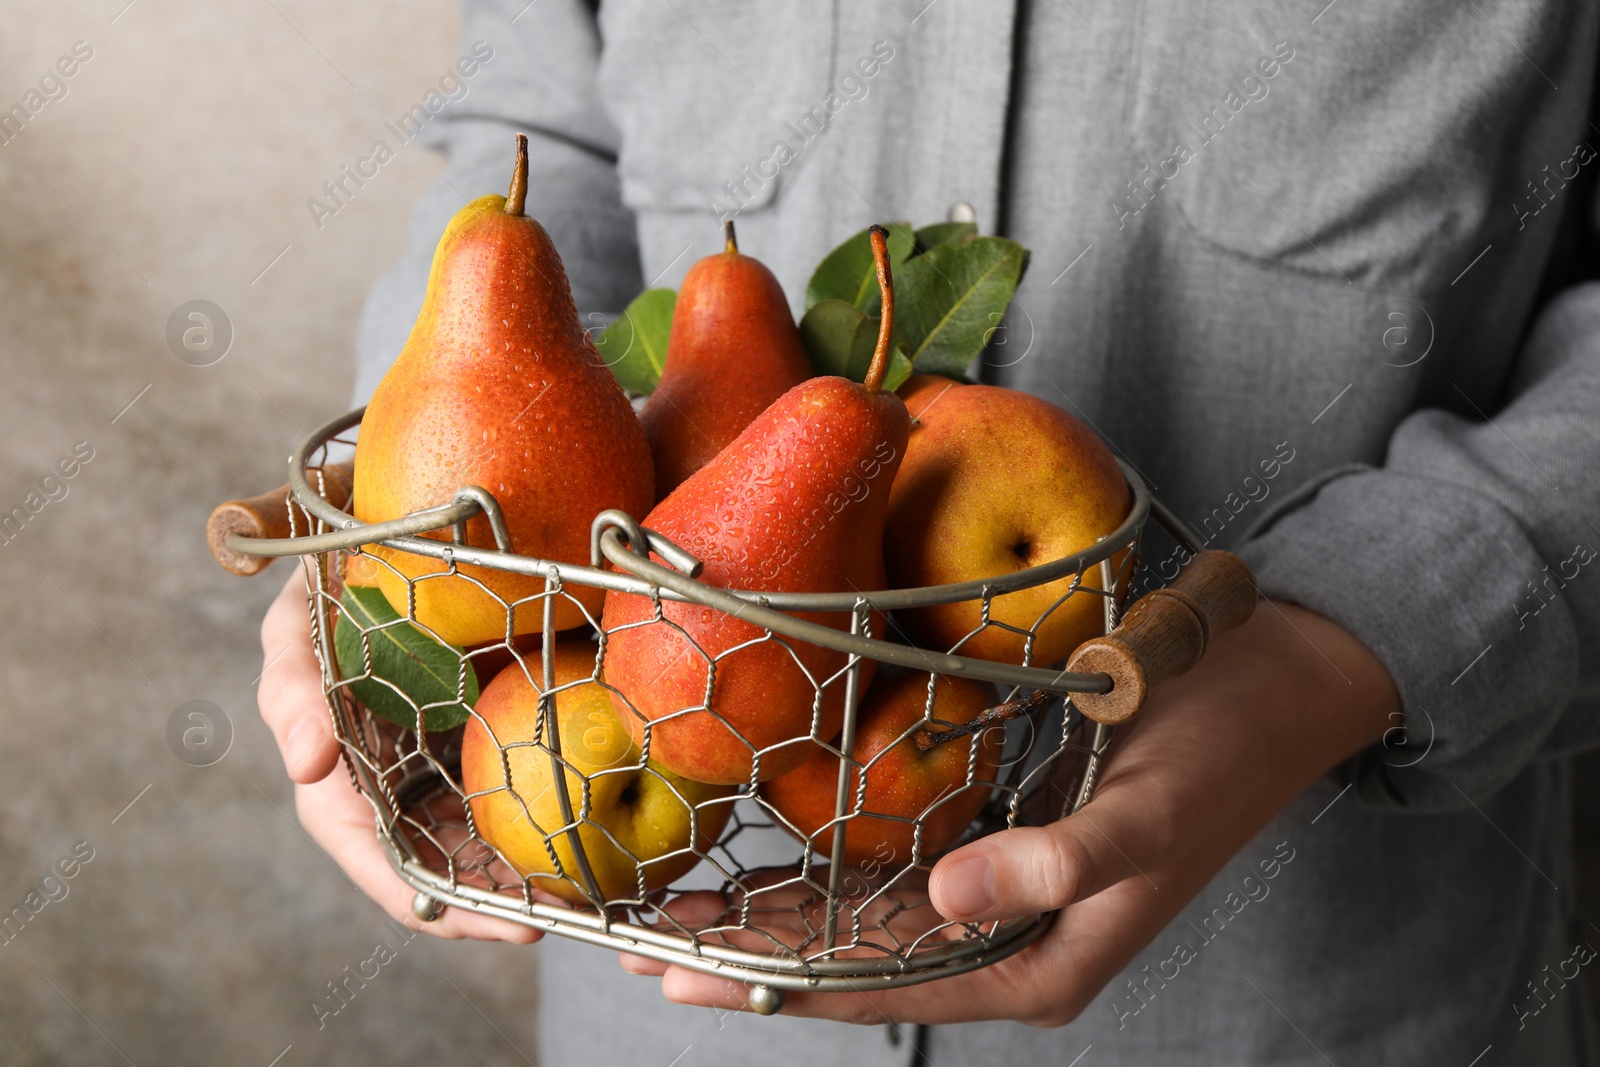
[[947, 201, 976, 224]]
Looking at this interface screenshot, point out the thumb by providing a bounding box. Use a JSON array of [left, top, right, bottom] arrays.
[[929, 807, 1153, 923]]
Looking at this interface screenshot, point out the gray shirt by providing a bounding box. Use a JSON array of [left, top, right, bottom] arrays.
[[353, 1, 1600, 1063]]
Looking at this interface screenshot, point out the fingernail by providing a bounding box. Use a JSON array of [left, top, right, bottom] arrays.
[[939, 856, 996, 917], [284, 716, 322, 773]]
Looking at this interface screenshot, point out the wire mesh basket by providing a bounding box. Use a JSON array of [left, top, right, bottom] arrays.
[[208, 405, 1254, 1014]]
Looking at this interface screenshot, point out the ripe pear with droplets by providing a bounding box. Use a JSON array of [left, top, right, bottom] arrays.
[[758, 668, 1001, 864], [602, 226, 909, 785], [640, 220, 812, 499], [354, 135, 654, 647]]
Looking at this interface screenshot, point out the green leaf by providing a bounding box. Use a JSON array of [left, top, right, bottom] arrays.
[[883, 345, 915, 393], [798, 301, 916, 392], [890, 236, 1028, 379], [593, 288, 675, 394], [799, 299, 878, 381], [804, 221, 916, 314], [913, 221, 977, 255], [333, 585, 478, 731]]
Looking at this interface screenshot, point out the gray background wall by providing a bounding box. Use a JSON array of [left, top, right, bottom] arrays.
[[0, 2, 545, 1063]]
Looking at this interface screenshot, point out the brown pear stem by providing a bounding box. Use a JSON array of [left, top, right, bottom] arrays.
[[505, 133, 529, 216], [914, 689, 1050, 751], [723, 219, 738, 254], [863, 224, 895, 393]]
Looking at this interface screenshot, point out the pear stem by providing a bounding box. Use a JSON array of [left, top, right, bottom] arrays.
[[505, 133, 529, 216], [862, 224, 895, 393], [723, 219, 738, 254], [914, 689, 1050, 751]]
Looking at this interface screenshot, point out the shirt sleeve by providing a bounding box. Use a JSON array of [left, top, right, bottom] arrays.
[[352, 0, 640, 407], [1236, 274, 1600, 811]]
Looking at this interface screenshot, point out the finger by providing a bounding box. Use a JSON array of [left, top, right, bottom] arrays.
[[929, 789, 1162, 923], [258, 569, 340, 784], [649, 887, 826, 955], [655, 880, 1143, 1027], [619, 952, 669, 975], [647, 889, 730, 928], [657, 967, 889, 1026], [620, 883, 810, 975], [294, 772, 541, 944]]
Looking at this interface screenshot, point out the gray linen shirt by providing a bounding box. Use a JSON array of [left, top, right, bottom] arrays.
[[352, 2, 1600, 1063]]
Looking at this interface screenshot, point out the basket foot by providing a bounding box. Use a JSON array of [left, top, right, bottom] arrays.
[[411, 891, 445, 923], [746, 984, 784, 1016]]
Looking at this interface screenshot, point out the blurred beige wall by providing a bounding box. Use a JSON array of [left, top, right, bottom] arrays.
[[0, 2, 543, 1063]]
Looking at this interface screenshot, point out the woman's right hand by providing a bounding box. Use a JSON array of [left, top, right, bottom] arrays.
[[256, 567, 540, 944]]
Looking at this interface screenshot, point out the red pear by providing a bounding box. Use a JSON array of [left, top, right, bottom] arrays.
[[602, 226, 910, 785], [353, 135, 655, 647], [759, 669, 1002, 865], [640, 221, 813, 499]]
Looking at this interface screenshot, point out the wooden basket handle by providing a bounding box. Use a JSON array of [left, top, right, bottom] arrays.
[[1065, 550, 1258, 725], [205, 461, 354, 576]]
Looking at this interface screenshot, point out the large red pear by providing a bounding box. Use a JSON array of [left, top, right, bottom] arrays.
[[602, 227, 910, 785], [354, 135, 654, 647]]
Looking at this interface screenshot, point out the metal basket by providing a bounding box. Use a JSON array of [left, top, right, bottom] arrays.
[[219, 405, 1239, 1015]]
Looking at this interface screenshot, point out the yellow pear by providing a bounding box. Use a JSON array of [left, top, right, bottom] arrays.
[[885, 375, 1131, 666], [461, 642, 733, 904]]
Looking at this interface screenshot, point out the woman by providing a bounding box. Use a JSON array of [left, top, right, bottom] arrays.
[[260, 1, 1600, 1061]]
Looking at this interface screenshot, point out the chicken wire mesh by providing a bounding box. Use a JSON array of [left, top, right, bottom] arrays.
[[247, 408, 1171, 1005]]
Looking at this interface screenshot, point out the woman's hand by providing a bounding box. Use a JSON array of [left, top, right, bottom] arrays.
[[622, 599, 1399, 1025], [256, 568, 541, 944]]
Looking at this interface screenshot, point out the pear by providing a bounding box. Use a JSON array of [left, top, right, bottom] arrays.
[[602, 226, 910, 786], [640, 221, 812, 499], [759, 669, 1001, 865], [461, 642, 733, 904], [354, 136, 655, 647], [885, 374, 1131, 666]]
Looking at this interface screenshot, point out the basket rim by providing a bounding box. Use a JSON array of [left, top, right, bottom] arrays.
[[239, 406, 1158, 616]]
